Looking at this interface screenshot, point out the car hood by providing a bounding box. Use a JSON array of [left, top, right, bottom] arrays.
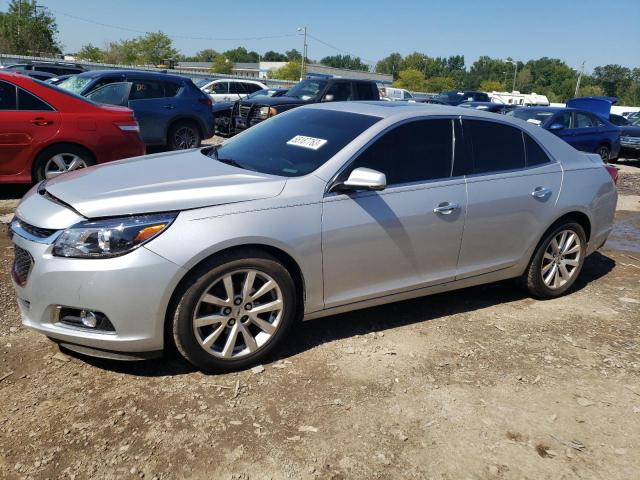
[[42, 148, 287, 218], [239, 95, 307, 107], [620, 125, 640, 136]]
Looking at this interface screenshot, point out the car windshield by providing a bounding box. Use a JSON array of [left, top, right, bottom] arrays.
[[285, 80, 327, 101], [507, 109, 555, 124], [34, 79, 98, 106], [631, 117, 640, 127], [57, 75, 92, 94], [203, 108, 380, 177]]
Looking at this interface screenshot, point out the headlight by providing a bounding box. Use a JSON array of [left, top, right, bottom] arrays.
[[256, 106, 277, 120], [52, 213, 177, 258]]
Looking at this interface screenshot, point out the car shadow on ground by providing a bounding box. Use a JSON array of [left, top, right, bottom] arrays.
[[0, 184, 30, 200], [67, 251, 616, 377]]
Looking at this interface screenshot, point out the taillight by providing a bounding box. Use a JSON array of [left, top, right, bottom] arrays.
[[604, 164, 619, 185], [199, 97, 213, 107], [114, 121, 140, 133]]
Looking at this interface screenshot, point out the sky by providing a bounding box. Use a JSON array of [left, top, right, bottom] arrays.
[[20, 0, 640, 72]]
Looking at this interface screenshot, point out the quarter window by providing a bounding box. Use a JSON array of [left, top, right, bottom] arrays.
[[524, 134, 551, 166], [343, 119, 454, 185], [17, 89, 52, 111], [0, 80, 17, 110], [465, 120, 525, 174]]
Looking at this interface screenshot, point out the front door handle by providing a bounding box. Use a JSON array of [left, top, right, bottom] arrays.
[[30, 117, 53, 126], [532, 186, 552, 199], [433, 202, 460, 215]]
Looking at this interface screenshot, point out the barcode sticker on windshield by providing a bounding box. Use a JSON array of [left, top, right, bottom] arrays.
[[287, 135, 327, 150], [527, 119, 542, 125]]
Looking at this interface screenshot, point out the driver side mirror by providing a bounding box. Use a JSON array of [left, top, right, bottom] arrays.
[[322, 94, 335, 102], [548, 123, 564, 131], [332, 167, 387, 193]]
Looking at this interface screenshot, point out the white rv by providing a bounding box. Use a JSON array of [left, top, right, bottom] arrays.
[[489, 91, 550, 106]]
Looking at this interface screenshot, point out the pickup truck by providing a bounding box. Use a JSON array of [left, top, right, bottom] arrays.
[[231, 77, 380, 133]]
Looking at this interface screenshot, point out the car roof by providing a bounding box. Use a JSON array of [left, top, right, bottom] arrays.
[[306, 100, 482, 118], [76, 69, 187, 81]]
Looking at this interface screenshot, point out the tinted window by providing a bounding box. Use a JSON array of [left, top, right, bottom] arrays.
[[552, 112, 572, 128], [229, 82, 247, 95], [0, 80, 17, 109], [17, 89, 52, 110], [163, 81, 181, 97], [525, 134, 551, 166], [355, 82, 374, 100], [343, 119, 453, 185], [245, 83, 262, 93], [574, 112, 594, 128], [35, 66, 61, 75], [325, 82, 352, 101], [466, 120, 525, 174], [206, 109, 380, 177], [129, 80, 165, 100]]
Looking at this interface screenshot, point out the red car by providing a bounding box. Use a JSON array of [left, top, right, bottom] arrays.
[[0, 71, 145, 183]]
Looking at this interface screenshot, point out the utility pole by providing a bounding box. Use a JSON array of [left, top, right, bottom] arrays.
[[575, 61, 585, 97], [505, 60, 518, 92], [297, 26, 307, 81]]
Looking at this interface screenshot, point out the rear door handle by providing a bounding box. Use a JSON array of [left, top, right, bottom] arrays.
[[532, 186, 552, 199], [433, 202, 460, 214], [163, 104, 176, 110], [30, 117, 53, 126]]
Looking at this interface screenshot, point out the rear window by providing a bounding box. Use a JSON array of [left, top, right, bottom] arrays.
[[205, 109, 380, 177]]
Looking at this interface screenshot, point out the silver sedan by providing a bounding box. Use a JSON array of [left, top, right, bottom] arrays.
[[10, 102, 618, 372]]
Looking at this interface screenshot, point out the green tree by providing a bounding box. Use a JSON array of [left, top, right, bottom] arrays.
[[285, 49, 302, 61], [267, 61, 301, 81], [479, 79, 505, 92], [263, 50, 287, 62], [393, 69, 425, 91], [319, 54, 368, 71], [375, 52, 403, 79], [211, 55, 233, 74], [0, 0, 60, 55], [137, 31, 177, 65], [103, 39, 139, 65], [191, 48, 219, 62], [576, 84, 604, 97], [401, 52, 429, 74], [593, 64, 632, 98], [223, 46, 259, 63], [423, 76, 455, 93], [76, 43, 104, 62]]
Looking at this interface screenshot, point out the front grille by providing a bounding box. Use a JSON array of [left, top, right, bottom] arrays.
[[239, 105, 252, 119], [621, 136, 640, 146], [12, 245, 34, 287], [16, 220, 57, 239]]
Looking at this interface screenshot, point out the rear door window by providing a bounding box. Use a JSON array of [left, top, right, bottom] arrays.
[[17, 89, 53, 111], [245, 83, 262, 93], [354, 82, 374, 100], [342, 119, 454, 185], [325, 82, 353, 101], [229, 82, 247, 95], [0, 80, 17, 110], [465, 120, 526, 174], [162, 81, 181, 97], [129, 80, 165, 100]]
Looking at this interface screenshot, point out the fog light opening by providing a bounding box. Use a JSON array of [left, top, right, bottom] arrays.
[[55, 307, 115, 332]]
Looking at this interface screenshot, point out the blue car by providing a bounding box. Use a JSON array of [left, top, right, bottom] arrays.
[[57, 70, 214, 150], [508, 106, 621, 161]]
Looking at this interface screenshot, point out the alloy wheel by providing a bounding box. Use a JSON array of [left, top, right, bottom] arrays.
[[597, 146, 610, 161], [192, 269, 284, 359], [541, 229, 581, 289], [174, 127, 198, 149], [44, 153, 87, 179]]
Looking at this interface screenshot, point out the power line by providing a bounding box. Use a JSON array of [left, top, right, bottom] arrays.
[[49, 9, 299, 42], [307, 33, 377, 66]]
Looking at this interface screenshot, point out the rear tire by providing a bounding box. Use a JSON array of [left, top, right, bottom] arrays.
[[171, 250, 297, 373], [168, 121, 201, 150], [523, 222, 587, 299], [596, 145, 610, 162], [33, 144, 95, 182]]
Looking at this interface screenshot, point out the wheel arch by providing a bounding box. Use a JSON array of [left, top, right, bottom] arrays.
[[31, 141, 97, 182], [166, 115, 206, 140], [164, 243, 307, 349]]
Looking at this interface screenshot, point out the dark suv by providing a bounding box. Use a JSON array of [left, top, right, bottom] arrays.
[[232, 77, 380, 133], [430, 90, 490, 105], [1, 61, 86, 81], [58, 70, 214, 149]]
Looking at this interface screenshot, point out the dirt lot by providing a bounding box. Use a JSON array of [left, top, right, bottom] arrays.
[[0, 158, 639, 480]]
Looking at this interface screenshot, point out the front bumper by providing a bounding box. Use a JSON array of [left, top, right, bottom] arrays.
[[11, 231, 185, 355]]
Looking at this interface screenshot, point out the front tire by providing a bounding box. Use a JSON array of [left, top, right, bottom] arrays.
[[596, 144, 610, 162], [168, 121, 201, 150], [523, 222, 587, 299], [171, 251, 297, 373]]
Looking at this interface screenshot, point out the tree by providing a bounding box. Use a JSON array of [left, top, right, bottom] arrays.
[[192, 48, 219, 62], [76, 43, 104, 62], [0, 0, 60, 55], [137, 31, 177, 65], [263, 50, 287, 62], [479, 80, 505, 92], [319, 54, 368, 71], [211, 55, 233, 74], [285, 49, 302, 61], [375, 52, 403, 79], [103, 39, 139, 65], [267, 61, 301, 81], [423, 76, 455, 93], [222, 47, 259, 63], [393, 69, 425, 91], [576, 84, 604, 97], [593, 64, 632, 98]]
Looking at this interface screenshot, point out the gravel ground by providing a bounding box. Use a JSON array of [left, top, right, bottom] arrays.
[[0, 154, 638, 480]]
